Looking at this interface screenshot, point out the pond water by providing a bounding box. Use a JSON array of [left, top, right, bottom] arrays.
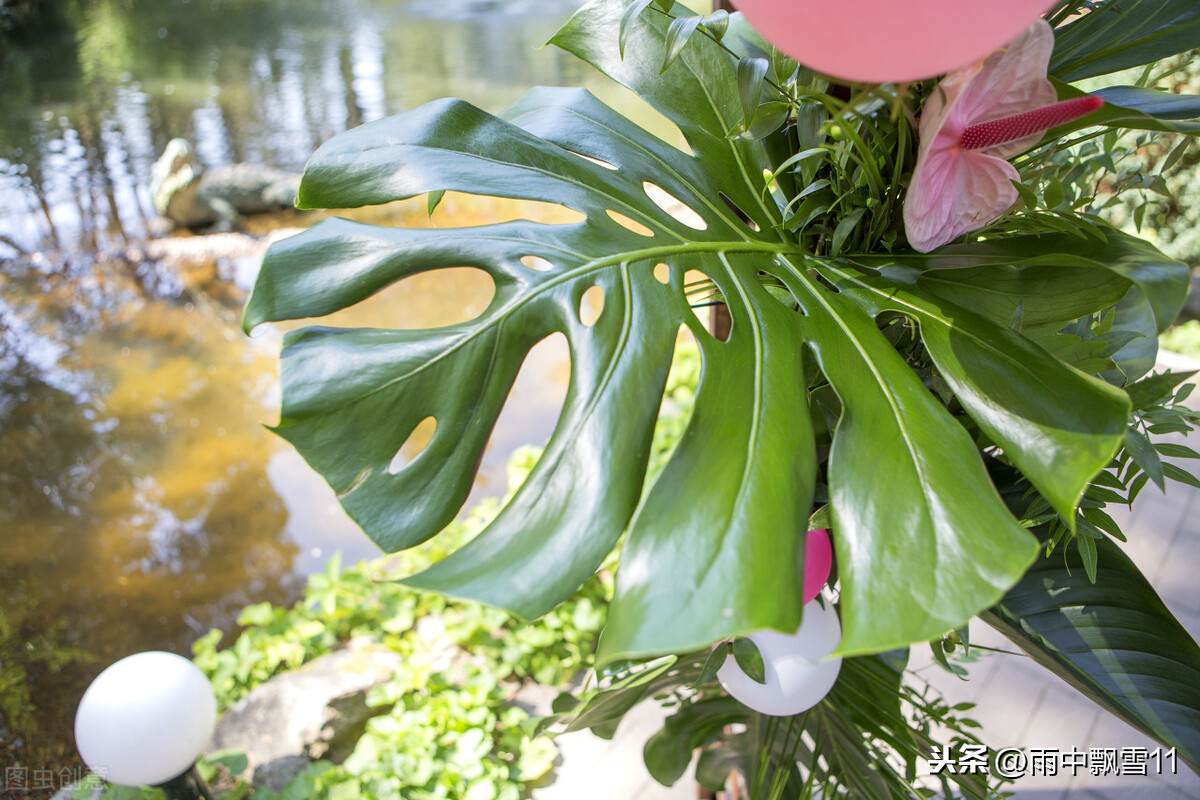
[[0, 0, 672, 773]]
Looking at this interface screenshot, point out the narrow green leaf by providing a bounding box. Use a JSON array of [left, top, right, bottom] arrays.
[[618, 0, 654, 58], [1155, 442, 1200, 459], [736, 57, 769, 125], [929, 638, 967, 679], [867, 229, 1191, 337], [426, 189, 446, 217], [562, 656, 681, 734], [1128, 471, 1151, 503], [1075, 530, 1098, 584], [1124, 427, 1166, 490], [734, 101, 792, 141], [1050, 1, 1200, 82], [1163, 136, 1193, 173], [1081, 506, 1126, 542], [1012, 179, 1040, 211], [693, 642, 731, 688], [1163, 462, 1200, 489], [808, 503, 832, 532], [1089, 469, 1126, 491], [700, 9, 729, 40], [732, 637, 766, 684], [661, 14, 702, 74], [829, 207, 866, 256], [915, 262, 1130, 330]]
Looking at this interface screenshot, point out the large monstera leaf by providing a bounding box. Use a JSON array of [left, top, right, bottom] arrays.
[[985, 531, 1200, 772], [246, 0, 1142, 662]]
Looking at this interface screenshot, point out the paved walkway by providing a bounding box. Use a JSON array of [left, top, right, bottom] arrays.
[[538, 361, 1200, 799]]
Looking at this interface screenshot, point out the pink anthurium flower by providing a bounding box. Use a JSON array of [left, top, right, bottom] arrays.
[[730, 0, 1055, 83], [903, 20, 1104, 253]]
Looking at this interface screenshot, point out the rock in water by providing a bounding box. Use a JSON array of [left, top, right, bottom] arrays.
[[150, 138, 301, 229]]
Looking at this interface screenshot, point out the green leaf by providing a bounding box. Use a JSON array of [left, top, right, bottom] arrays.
[[1044, 179, 1065, 210], [560, 655, 691, 735], [247, 0, 1113, 665], [929, 636, 968, 679], [875, 231, 1191, 336], [829, 207, 866, 256], [1126, 370, 1198, 409], [731, 637, 765, 684], [827, 264, 1130, 531], [1075, 526, 1098, 583], [1124, 426, 1165, 491], [427, 189, 446, 217], [1155, 442, 1200, 459], [619, 0, 654, 58], [1163, 462, 1200, 489], [1163, 136, 1193, 173], [1095, 85, 1200, 122], [915, 262, 1131, 330], [1048, 81, 1200, 136], [984, 533, 1200, 772], [693, 641, 731, 688], [700, 9, 729, 40], [1050, 0, 1200, 82], [736, 56, 769, 125], [661, 14, 702, 74], [644, 696, 748, 786], [1103, 287, 1158, 383]]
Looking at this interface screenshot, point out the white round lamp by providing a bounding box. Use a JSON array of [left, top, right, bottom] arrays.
[[75, 651, 217, 791], [718, 598, 843, 716]]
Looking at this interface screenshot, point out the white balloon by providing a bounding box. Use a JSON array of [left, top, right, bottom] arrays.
[[75, 651, 217, 786], [717, 599, 843, 716]]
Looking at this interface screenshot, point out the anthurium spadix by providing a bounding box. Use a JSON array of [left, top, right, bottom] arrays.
[[729, 0, 1055, 82], [903, 20, 1105, 252]]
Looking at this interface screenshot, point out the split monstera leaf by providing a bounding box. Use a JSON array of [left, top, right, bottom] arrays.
[[245, 0, 1183, 667]]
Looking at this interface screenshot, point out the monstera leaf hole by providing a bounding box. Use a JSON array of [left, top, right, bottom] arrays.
[[485, 330, 572, 467], [579, 286, 606, 327], [286, 265, 497, 332], [569, 150, 619, 171], [653, 263, 671, 284], [643, 182, 708, 230], [760, 269, 807, 315], [683, 270, 732, 342], [718, 191, 760, 232], [520, 255, 555, 272], [606, 209, 656, 237], [808, 270, 842, 296], [388, 416, 438, 475], [430, 193, 587, 228]]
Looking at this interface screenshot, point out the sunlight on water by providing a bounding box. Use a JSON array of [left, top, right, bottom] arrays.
[[0, 0, 682, 768]]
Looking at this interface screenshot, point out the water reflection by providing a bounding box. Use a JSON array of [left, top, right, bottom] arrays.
[[0, 256, 300, 768], [0, 0, 667, 774], [0, 0, 596, 253]]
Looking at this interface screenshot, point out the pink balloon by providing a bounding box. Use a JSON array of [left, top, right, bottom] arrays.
[[729, 0, 1057, 83], [802, 528, 832, 604]]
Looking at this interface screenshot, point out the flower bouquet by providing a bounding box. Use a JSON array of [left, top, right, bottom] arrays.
[[244, 0, 1200, 795]]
